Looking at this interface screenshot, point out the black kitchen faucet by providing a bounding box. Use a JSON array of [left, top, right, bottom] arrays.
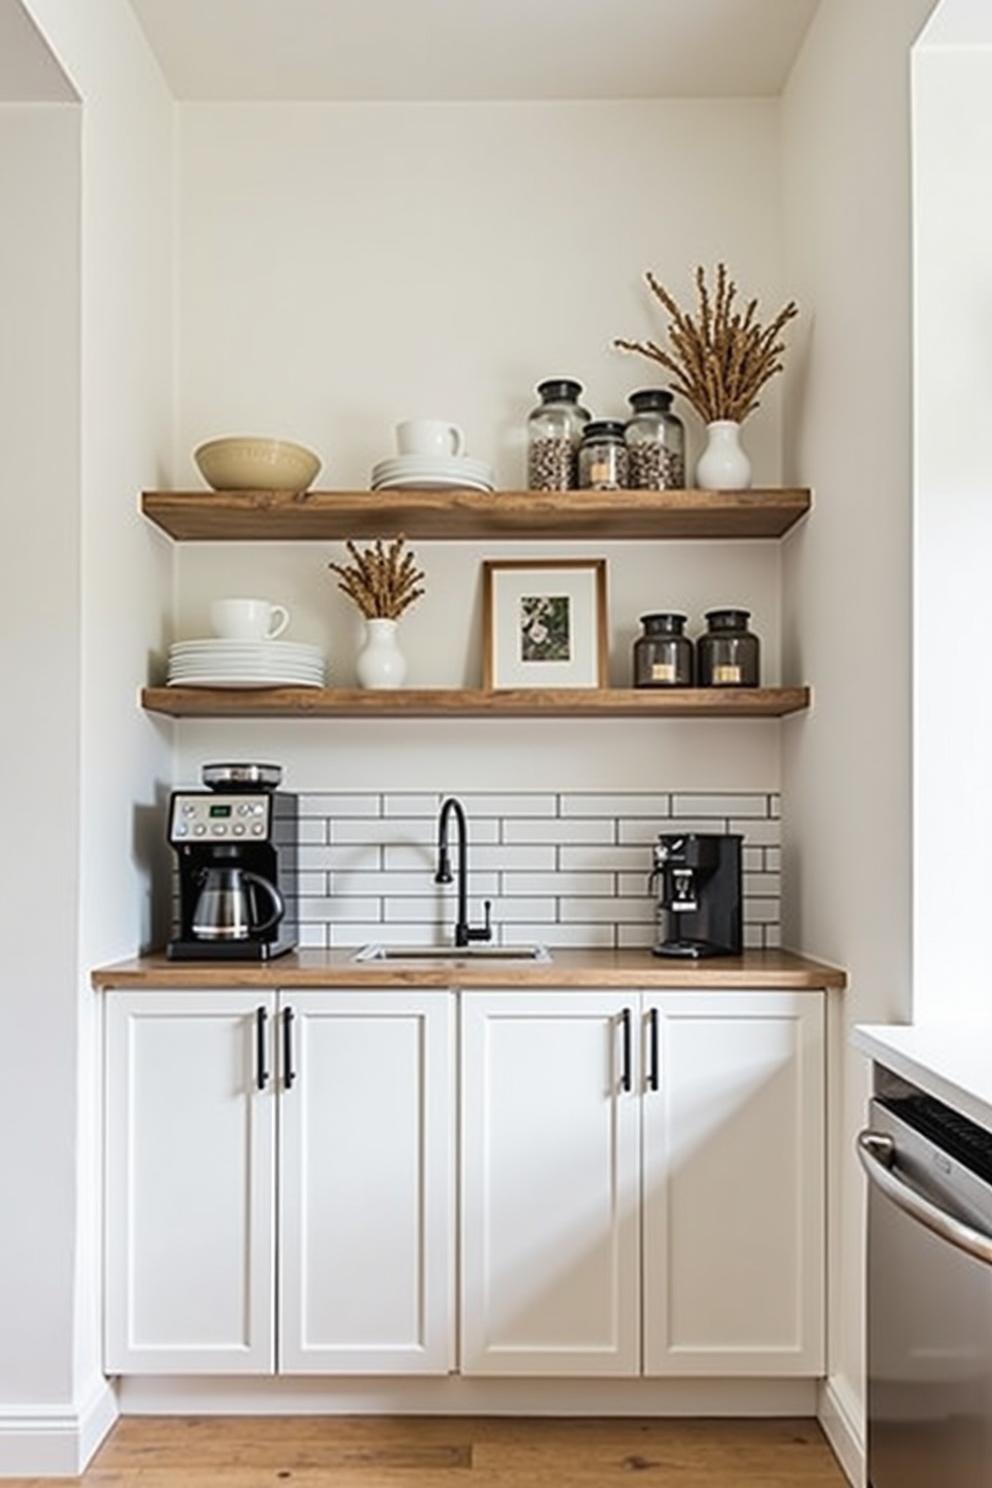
[[435, 796, 493, 948]]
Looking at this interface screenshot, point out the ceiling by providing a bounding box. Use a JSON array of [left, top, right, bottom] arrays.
[[0, 0, 77, 102], [128, 0, 820, 102]]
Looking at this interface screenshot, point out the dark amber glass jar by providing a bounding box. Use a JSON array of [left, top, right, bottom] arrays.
[[633, 613, 693, 688], [696, 608, 760, 687]]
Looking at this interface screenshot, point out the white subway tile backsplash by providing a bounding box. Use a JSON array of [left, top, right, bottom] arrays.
[[331, 870, 500, 897], [503, 818, 615, 845], [502, 872, 616, 897], [560, 897, 655, 924], [460, 793, 558, 817], [560, 793, 670, 818], [764, 923, 782, 948], [501, 922, 616, 949], [298, 922, 328, 949], [282, 790, 780, 950], [382, 793, 440, 817], [618, 818, 713, 845], [673, 793, 769, 818], [743, 924, 765, 949], [300, 793, 380, 817], [560, 845, 653, 871], [298, 818, 328, 845]]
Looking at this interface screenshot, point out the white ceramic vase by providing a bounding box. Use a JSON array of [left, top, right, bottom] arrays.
[[356, 618, 407, 689], [696, 420, 752, 491]]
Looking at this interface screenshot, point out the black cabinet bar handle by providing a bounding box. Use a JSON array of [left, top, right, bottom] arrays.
[[255, 1006, 269, 1091], [647, 1007, 660, 1092], [620, 1007, 632, 1093], [283, 1006, 296, 1089]]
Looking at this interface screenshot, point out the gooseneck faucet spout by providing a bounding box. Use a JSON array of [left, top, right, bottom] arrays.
[[435, 796, 493, 948]]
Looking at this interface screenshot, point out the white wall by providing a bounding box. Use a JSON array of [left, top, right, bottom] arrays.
[[173, 100, 786, 793], [780, 0, 937, 1460], [913, 7, 992, 1021], [2, 0, 175, 1464], [0, 94, 81, 1412]]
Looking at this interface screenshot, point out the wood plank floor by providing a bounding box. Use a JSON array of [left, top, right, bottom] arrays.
[[11, 1415, 846, 1485]]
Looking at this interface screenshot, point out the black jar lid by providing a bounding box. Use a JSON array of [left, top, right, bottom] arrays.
[[537, 377, 584, 402], [640, 612, 687, 634], [705, 607, 752, 629], [628, 389, 674, 412], [583, 419, 627, 441]]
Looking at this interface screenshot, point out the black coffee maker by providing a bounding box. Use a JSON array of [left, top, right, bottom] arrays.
[[650, 832, 742, 958], [167, 763, 298, 961]]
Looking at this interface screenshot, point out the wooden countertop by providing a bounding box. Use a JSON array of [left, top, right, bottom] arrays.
[[91, 948, 846, 991]]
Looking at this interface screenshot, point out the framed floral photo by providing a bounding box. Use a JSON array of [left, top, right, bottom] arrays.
[[482, 559, 609, 690]]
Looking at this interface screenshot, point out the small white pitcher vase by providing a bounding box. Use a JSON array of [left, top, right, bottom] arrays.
[[356, 618, 407, 689], [696, 420, 752, 491]]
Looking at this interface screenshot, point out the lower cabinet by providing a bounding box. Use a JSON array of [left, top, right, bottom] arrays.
[[460, 991, 640, 1376], [105, 984, 824, 1381], [104, 990, 277, 1373], [642, 992, 825, 1377], [279, 990, 454, 1373]]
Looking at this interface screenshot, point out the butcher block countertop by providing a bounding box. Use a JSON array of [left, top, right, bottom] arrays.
[[92, 948, 846, 991]]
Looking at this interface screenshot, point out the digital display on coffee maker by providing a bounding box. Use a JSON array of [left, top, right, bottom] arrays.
[[209, 803, 232, 818]]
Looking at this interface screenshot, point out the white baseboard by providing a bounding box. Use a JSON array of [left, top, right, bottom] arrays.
[[817, 1375, 865, 1487], [119, 1374, 819, 1417], [0, 1377, 117, 1479]]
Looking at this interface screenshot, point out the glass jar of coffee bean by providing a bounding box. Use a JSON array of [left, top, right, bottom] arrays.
[[527, 378, 591, 490], [696, 608, 761, 687], [625, 389, 686, 489], [633, 613, 694, 687], [578, 420, 629, 491]]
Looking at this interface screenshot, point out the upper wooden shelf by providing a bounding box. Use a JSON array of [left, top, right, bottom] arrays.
[[141, 488, 811, 542], [142, 685, 810, 720]]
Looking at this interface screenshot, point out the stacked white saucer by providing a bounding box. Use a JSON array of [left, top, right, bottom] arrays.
[[371, 418, 494, 492], [167, 598, 327, 689]]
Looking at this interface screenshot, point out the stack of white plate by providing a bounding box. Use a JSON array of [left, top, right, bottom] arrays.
[[370, 455, 495, 492], [167, 639, 327, 689]]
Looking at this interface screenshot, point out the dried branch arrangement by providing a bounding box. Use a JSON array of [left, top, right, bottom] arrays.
[[328, 537, 425, 620], [615, 263, 798, 425]]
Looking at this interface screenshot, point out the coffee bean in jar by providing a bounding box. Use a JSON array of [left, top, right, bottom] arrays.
[[526, 378, 591, 491], [578, 420, 629, 491], [625, 389, 686, 489]]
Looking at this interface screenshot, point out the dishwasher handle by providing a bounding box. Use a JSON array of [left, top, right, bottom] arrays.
[[858, 1128, 992, 1268]]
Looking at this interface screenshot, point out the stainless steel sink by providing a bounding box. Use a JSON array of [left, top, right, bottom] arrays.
[[354, 943, 552, 964]]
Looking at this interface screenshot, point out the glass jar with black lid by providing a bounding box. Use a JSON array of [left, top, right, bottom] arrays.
[[578, 420, 629, 491], [625, 389, 686, 490], [527, 378, 591, 491], [696, 608, 761, 687], [633, 613, 694, 688]]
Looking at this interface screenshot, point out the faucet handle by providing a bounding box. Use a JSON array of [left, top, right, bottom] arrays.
[[467, 899, 494, 944]]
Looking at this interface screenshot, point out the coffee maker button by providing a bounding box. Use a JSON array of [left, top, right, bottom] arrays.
[[182, 803, 196, 816], [211, 824, 227, 836], [175, 824, 188, 837], [238, 803, 252, 816], [233, 824, 246, 836], [193, 824, 206, 836], [251, 823, 265, 836]]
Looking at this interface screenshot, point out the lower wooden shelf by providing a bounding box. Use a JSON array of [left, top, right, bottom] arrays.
[[141, 685, 811, 720]]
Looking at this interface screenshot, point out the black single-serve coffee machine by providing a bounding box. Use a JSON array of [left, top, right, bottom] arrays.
[[650, 832, 742, 958], [167, 763, 298, 961]]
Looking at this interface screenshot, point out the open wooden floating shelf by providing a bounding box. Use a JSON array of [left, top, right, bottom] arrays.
[[141, 487, 811, 542], [142, 686, 811, 720]]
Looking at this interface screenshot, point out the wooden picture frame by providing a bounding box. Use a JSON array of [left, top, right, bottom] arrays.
[[481, 558, 609, 690]]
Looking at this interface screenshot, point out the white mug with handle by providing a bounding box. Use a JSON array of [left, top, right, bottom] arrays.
[[210, 598, 290, 641], [396, 419, 465, 459]]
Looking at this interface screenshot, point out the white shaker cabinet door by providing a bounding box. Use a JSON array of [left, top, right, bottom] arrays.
[[461, 991, 640, 1376], [278, 990, 454, 1374], [104, 990, 277, 1374], [643, 991, 825, 1377]]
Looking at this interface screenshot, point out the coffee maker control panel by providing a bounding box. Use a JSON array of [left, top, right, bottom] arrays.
[[170, 792, 271, 844]]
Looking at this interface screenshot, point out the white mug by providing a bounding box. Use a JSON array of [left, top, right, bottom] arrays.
[[396, 419, 465, 459], [210, 598, 290, 641]]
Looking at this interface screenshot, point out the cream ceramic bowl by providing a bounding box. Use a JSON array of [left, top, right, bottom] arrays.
[[194, 437, 322, 492]]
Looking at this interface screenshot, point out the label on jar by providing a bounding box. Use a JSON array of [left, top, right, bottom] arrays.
[[651, 662, 677, 683], [713, 664, 743, 684]]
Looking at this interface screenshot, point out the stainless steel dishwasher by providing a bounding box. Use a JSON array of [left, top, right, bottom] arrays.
[[859, 1089, 992, 1488]]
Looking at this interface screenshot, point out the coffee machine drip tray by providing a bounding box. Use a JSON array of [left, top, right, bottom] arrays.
[[653, 938, 727, 960]]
